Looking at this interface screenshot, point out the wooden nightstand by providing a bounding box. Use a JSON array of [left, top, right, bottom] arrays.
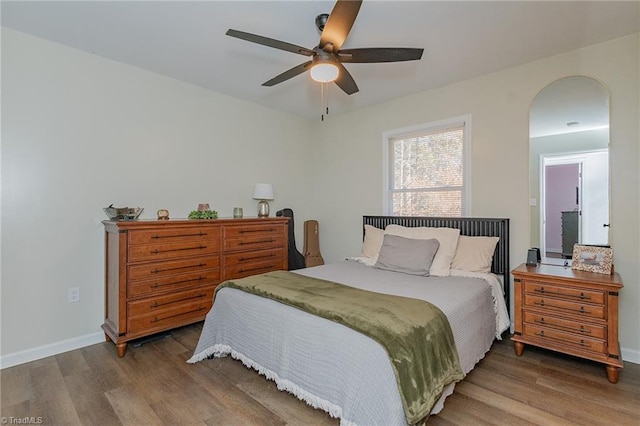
[[511, 263, 623, 383]]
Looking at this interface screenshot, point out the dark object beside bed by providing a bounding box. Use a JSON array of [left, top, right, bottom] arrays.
[[363, 215, 510, 312]]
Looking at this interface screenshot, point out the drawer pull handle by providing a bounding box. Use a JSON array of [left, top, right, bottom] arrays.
[[239, 264, 276, 274], [151, 263, 207, 274], [151, 293, 207, 308], [151, 276, 206, 289], [238, 239, 276, 246], [150, 306, 207, 323], [533, 319, 592, 335], [534, 288, 592, 301], [239, 228, 276, 234], [534, 332, 593, 349], [151, 246, 207, 254], [151, 232, 207, 239], [533, 300, 592, 315], [239, 253, 276, 261]]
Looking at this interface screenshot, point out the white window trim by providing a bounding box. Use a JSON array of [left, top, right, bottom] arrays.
[[382, 115, 472, 216]]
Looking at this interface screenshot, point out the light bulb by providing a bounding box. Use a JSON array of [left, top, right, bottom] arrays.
[[310, 63, 339, 83]]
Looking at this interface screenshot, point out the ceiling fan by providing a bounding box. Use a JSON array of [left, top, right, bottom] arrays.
[[226, 0, 424, 96]]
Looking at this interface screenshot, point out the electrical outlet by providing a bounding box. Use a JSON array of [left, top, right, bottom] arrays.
[[68, 287, 80, 303]]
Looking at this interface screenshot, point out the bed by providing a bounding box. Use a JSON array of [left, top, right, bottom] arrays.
[[189, 216, 511, 425]]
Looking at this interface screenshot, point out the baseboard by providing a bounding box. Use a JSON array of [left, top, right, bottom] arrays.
[[621, 346, 640, 365], [0, 332, 104, 369]]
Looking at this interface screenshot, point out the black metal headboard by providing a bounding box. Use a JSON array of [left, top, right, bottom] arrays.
[[363, 216, 510, 304]]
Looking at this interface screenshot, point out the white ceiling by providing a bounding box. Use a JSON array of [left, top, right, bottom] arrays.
[[2, 1, 639, 133]]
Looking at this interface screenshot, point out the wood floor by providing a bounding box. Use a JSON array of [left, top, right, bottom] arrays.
[[2, 323, 638, 425]]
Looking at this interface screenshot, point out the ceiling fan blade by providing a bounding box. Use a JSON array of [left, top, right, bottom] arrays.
[[333, 62, 359, 95], [338, 47, 424, 63], [226, 29, 316, 56], [262, 61, 313, 86], [319, 0, 363, 52]]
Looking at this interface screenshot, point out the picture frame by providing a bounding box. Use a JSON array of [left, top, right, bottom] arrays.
[[571, 244, 613, 274]]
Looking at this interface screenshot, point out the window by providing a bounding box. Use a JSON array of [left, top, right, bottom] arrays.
[[383, 116, 471, 216]]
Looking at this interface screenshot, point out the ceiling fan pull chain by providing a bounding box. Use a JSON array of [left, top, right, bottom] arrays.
[[326, 83, 330, 116], [321, 82, 327, 121]]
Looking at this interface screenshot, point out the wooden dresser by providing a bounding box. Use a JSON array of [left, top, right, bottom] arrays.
[[511, 263, 623, 383], [102, 217, 288, 357]]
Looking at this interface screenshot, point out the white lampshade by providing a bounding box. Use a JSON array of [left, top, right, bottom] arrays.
[[253, 183, 274, 200], [310, 63, 339, 83]]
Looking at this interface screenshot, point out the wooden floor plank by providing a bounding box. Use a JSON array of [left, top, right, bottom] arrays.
[[63, 369, 122, 426], [104, 384, 164, 426], [453, 381, 571, 425]]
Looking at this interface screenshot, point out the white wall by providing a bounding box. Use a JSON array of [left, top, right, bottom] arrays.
[[312, 34, 640, 361], [1, 29, 315, 360]]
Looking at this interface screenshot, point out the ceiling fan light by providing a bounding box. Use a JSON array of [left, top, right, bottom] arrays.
[[310, 63, 339, 83]]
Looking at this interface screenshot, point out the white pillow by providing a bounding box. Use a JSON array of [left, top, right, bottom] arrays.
[[361, 224, 385, 260], [385, 225, 460, 276], [451, 235, 499, 273]]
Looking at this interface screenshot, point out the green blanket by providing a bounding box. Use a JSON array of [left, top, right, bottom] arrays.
[[215, 270, 463, 425]]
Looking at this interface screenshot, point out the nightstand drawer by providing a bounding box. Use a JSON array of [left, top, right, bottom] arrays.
[[524, 282, 605, 304], [523, 311, 606, 339], [524, 294, 605, 319], [523, 323, 606, 355]]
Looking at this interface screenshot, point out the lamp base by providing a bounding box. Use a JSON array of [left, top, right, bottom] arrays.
[[257, 200, 270, 217]]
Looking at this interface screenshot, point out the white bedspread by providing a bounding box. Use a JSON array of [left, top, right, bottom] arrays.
[[189, 260, 510, 425]]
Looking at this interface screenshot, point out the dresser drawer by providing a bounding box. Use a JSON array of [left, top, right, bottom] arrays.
[[524, 281, 604, 304], [222, 248, 286, 280], [222, 224, 285, 252], [523, 311, 606, 339], [524, 294, 605, 319], [128, 269, 220, 298], [523, 323, 606, 355], [128, 257, 220, 281], [127, 288, 214, 334], [128, 240, 219, 262], [129, 226, 221, 245]]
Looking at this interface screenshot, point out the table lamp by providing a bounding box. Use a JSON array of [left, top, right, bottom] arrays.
[[253, 183, 274, 217]]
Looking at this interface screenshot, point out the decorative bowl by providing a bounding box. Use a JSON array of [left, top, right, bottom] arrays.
[[103, 206, 144, 221]]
